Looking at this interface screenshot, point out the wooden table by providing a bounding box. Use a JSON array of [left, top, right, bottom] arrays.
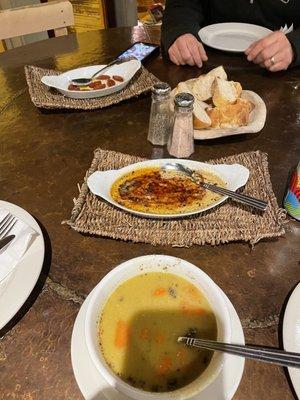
[[0, 26, 299, 399]]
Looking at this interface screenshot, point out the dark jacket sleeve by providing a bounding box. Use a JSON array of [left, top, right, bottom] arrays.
[[161, 0, 204, 56], [287, 29, 300, 67]]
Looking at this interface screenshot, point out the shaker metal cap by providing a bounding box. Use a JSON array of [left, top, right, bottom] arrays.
[[152, 82, 171, 95], [174, 92, 194, 107]]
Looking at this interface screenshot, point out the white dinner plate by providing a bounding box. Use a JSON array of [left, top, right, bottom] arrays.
[[0, 200, 45, 330], [199, 23, 272, 53], [87, 159, 249, 219], [41, 59, 141, 99], [71, 285, 245, 400], [283, 282, 300, 399]]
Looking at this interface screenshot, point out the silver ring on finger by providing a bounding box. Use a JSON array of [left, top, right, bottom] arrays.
[[270, 56, 276, 65]]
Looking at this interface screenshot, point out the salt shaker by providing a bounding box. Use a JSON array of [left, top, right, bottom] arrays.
[[167, 93, 194, 158], [147, 82, 172, 145]]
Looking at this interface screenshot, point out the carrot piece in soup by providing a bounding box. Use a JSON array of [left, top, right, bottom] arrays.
[[183, 284, 201, 302], [153, 288, 167, 296], [115, 320, 131, 348], [156, 355, 172, 376], [180, 301, 206, 316]]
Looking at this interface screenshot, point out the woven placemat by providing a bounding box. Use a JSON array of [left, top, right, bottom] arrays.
[[64, 149, 286, 247], [24, 64, 160, 110]]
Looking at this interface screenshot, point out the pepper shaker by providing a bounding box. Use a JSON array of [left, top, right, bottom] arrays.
[[167, 93, 195, 158], [147, 82, 172, 146]]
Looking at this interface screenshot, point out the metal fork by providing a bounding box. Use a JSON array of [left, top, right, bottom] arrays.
[[178, 337, 300, 369], [0, 213, 17, 240], [161, 163, 268, 212]]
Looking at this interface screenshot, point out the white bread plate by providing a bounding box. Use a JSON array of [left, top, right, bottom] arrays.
[[194, 89, 266, 140], [41, 59, 141, 99], [87, 158, 249, 219], [171, 72, 266, 140]]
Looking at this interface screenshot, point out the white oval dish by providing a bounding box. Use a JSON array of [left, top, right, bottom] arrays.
[[41, 59, 141, 99], [84, 254, 232, 400], [87, 158, 249, 219], [199, 22, 272, 53]]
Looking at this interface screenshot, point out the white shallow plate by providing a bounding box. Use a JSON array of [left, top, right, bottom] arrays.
[[41, 59, 141, 99], [0, 200, 45, 330], [87, 159, 249, 219], [283, 282, 300, 399], [71, 280, 245, 400], [199, 23, 272, 53], [194, 90, 267, 140], [170, 81, 267, 140]]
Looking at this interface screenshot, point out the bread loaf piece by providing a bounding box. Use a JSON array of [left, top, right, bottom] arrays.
[[212, 78, 242, 107], [218, 98, 253, 128], [193, 74, 215, 101], [193, 100, 211, 129], [207, 107, 220, 128], [176, 81, 194, 95], [207, 65, 227, 80]]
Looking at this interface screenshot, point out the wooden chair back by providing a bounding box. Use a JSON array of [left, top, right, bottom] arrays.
[[0, 0, 74, 40]]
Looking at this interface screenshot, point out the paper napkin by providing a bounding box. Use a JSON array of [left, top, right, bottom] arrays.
[[0, 208, 39, 282]]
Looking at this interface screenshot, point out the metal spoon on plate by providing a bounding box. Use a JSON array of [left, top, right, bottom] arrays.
[[178, 336, 300, 369], [161, 163, 268, 212], [70, 59, 120, 86]]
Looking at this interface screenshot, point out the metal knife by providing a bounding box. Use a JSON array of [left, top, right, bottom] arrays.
[[0, 235, 15, 251]]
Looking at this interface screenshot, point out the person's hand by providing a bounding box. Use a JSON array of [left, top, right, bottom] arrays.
[[245, 31, 294, 72], [168, 33, 208, 67]]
